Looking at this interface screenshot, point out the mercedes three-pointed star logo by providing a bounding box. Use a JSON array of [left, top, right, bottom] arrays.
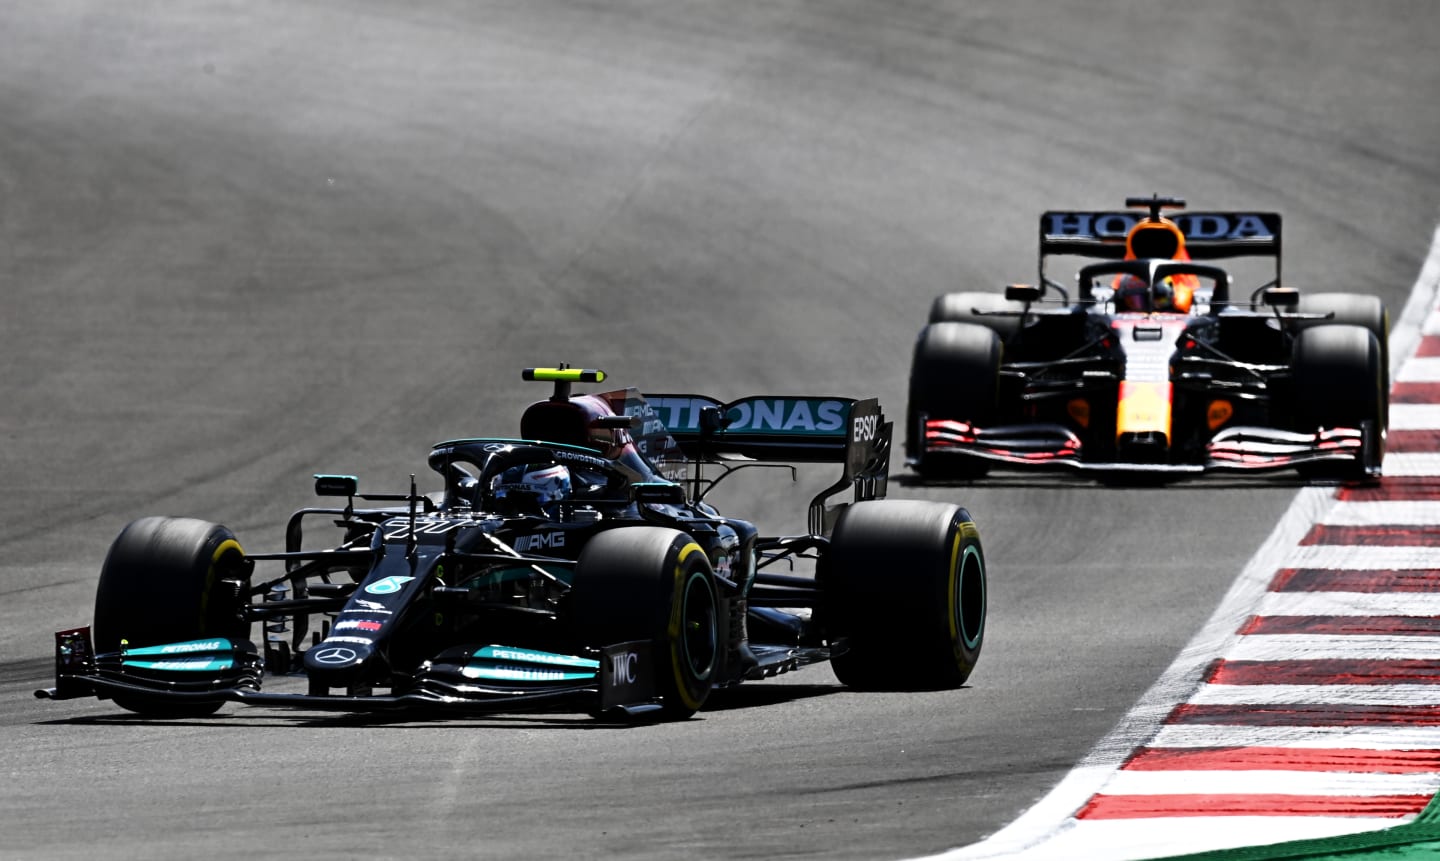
[[312, 647, 357, 664]]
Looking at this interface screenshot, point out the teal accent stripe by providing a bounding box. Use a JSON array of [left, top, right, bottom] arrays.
[[462, 666, 596, 682], [472, 645, 599, 669], [122, 657, 235, 672], [122, 638, 231, 657]]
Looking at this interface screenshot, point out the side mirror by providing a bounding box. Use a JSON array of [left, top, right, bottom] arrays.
[[632, 482, 686, 505], [1005, 283, 1042, 304], [592, 415, 641, 431], [1263, 287, 1300, 309], [314, 474, 358, 498]]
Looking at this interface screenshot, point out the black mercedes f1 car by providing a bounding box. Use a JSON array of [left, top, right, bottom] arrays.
[[40, 368, 986, 720], [908, 196, 1388, 481]]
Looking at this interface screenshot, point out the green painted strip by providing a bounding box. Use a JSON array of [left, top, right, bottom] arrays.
[[1148, 792, 1440, 860]]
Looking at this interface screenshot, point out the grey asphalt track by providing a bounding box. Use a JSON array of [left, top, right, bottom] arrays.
[[2, 2, 1438, 859]]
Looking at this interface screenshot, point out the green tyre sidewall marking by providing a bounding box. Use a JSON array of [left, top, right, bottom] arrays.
[[945, 517, 985, 680], [825, 499, 985, 690], [953, 526, 985, 655]]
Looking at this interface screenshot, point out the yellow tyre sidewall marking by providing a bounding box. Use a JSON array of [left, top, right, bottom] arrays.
[[669, 541, 710, 710], [199, 538, 244, 631]]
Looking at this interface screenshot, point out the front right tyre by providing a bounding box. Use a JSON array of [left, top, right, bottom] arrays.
[[570, 527, 719, 720], [907, 321, 1002, 480], [1291, 323, 1386, 480], [1295, 292, 1390, 387]]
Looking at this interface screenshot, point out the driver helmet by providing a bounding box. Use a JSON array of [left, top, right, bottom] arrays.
[[493, 463, 571, 508], [1118, 219, 1196, 312], [1152, 279, 1178, 311], [1116, 277, 1149, 311], [1117, 275, 1183, 312]]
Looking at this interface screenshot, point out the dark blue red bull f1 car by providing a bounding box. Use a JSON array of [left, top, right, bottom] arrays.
[[908, 196, 1389, 481], [40, 368, 986, 720]]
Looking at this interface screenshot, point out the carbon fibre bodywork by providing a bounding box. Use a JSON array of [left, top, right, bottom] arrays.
[[42, 369, 987, 720], [907, 198, 1388, 480]]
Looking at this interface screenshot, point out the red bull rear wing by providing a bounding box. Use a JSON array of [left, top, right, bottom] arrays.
[[1039, 211, 1283, 260], [1037, 208, 1284, 299]]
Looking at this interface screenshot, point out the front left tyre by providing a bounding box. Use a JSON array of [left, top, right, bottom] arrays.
[[929, 291, 1026, 339], [92, 516, 253, 716]]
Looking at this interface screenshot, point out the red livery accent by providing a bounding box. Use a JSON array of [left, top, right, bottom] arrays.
[[1078, 793, 1429, 820], [1207, 658, 1440, 686], [1123, 746, 1440, 773]]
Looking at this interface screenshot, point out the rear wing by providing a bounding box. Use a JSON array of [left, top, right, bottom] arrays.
[[1039, 210, 1283, 290], [646, 394, 891, 534], [1039, 211, 1282, 258]]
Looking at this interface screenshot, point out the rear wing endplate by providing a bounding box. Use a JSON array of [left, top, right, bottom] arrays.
[[645, 394, 891, 534]]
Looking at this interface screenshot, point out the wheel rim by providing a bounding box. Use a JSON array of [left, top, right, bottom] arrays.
[[679, 570, 717, 681], [202, 538, 247, 637], [953, 542, 985, 652]]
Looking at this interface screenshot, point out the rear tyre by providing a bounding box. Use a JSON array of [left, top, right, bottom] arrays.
[[821, 500, 985, 690], [92, 516, 252, 717], [907, 322, 1001, 480], [929, 291, 1025, 339], [1292, 324, 1386, 480], [571, 527, 718, 720]]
